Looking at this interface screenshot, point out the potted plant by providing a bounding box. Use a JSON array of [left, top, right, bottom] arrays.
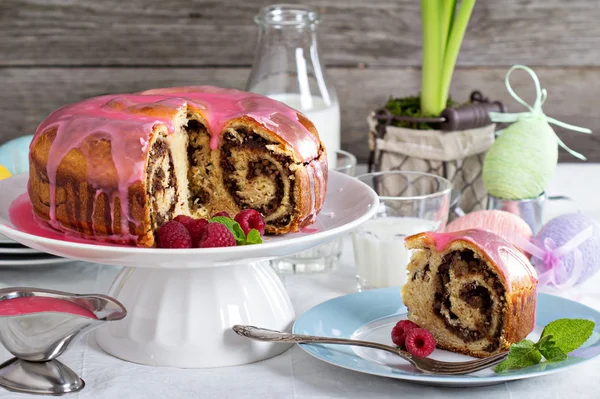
[[368, 0, 500, 213]]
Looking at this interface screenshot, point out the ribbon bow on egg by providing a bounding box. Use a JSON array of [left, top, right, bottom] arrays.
[[489, 65, 592, 160], [520, 226, 594, 290]]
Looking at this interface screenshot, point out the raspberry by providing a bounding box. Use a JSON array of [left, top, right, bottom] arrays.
[[391, 320, 418, 348], [196, 222, 236, 248], [173, 215, 208, 242], [213, 211, 231, 218], [234, 209, 266, 236], [405, 328, 436, 357], [173, 215, 194, 227], [186, 219, 209, 241], [396, 320, 419, 331], [391, 325, 407, 347], [157, 221, 192, 248]]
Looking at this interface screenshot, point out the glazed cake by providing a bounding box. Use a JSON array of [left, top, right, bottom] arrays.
[[28, 86, 327, 246], [401, 229, 537, 358]]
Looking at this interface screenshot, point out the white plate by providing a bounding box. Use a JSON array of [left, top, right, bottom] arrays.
[[0, 254, 74, 266], [0, 244, 40, 255], [0, 173, 378, 268], [0, 233, 14, 244], [294, 288, 600, 387]]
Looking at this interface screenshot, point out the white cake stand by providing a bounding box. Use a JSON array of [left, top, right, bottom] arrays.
[[0, 172, 378, 368]]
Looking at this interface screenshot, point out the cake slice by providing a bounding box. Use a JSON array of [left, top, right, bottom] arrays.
[[401, 229, 538, 358]]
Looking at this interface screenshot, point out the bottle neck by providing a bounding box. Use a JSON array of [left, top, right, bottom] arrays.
[[247, 6, 336, 107]]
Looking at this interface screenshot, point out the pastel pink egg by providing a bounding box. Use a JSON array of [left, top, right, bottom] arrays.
[[445, 210, 533, 254]]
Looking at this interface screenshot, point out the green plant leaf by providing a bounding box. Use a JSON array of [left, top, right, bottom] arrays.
[[538, 338, 568, 362], [541, 319, 595, 353], [245, 229, 263, 245], [495, 340, 542, 372], [534, 334, 552, 349], [210, 216, 246, 245]]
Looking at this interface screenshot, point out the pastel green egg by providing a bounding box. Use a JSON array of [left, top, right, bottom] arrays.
[[483, 118, 558, 200]]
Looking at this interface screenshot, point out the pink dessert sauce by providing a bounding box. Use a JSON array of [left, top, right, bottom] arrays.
[[0, 296, 97, 319], [9, 192, 128, 246], [30, 86, 325, 243]]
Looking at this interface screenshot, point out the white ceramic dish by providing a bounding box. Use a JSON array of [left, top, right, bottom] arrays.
[[0, 254, 72, 266], [0, 244, 40, 255], [0, 172, 379, 368], [0, 233, 14, 244]]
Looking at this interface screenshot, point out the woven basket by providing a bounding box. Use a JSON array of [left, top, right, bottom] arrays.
[[367, 114, 495, 213]]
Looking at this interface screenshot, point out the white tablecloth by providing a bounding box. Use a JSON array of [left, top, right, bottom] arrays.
[[0, 164, 599, 399]]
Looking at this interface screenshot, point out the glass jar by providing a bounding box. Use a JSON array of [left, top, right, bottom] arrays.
[[246, 4, 340, 167]]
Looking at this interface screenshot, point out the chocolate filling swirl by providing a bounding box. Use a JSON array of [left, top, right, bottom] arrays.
[[146, 139, 177, 229], [219, 129, 295, 228], [433, 250, 506, 352]]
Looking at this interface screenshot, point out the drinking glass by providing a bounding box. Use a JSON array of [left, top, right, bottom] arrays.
[[246, 4, 340, 167], [352, 171, 452, 291], [271, 150, 357, 274]]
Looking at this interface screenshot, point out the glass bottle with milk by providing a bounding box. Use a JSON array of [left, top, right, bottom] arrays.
[[246, 4, 340, 167]]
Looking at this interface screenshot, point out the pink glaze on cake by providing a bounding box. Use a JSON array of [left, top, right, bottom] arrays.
[[0, 296, 97, 318], [418, 229, 538, 290], [30, 86, 323, 238]]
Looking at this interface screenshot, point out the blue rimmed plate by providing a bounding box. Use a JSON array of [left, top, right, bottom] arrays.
[[293, 288, 600, 387]]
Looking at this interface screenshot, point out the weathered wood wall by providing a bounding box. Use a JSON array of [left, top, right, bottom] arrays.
[[1, 0, 599, 162]]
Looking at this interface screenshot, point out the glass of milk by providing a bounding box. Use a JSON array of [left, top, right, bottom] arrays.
[[270, 150, 357, 274], [245, 4, 340, 167], [352, 171, 452, 291]]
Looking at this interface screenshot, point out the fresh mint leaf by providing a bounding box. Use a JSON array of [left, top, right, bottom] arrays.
[[495, 319, 596, 374], [245, 229, 263, 245], [495, 340, 542, 372], [534, 334, 552, 349], [210, 216, 246, 245], [535, 334, 567, 362], [541, 319, 595, 354], [539, 339, 568, 362]]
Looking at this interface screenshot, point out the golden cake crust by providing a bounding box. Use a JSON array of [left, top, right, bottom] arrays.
[[29, 127, 156, 246]]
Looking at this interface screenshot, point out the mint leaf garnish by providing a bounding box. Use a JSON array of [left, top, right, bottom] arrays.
[[495, 318, 595, 373], [495, 340, 541, 372], [209, 217, 263, 245], [538, 337, 568, 362], [210, 216, 246, 245], [541, 319, 595, 354], [245, 229, 263, 245]]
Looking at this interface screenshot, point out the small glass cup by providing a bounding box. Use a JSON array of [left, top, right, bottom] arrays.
[[352, 171, 452, 291], [270, 150, 357, 274], [487, 192, 579, 234]]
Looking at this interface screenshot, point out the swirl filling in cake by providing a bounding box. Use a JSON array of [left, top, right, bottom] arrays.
[[402, 229, 537, 358], [28, 86, 328, 246]]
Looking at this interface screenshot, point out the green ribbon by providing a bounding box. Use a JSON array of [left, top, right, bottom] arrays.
[[489, 65, 592, 161]]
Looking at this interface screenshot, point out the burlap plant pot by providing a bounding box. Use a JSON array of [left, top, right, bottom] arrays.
[[367, 114, 495, 213]]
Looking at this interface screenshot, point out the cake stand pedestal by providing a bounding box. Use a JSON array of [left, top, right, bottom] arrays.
[[0, 171, 378, 368], [96, 261, 295, 367]]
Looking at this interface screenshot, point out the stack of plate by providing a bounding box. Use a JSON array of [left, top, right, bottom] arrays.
[[0, 232, 71, 266]]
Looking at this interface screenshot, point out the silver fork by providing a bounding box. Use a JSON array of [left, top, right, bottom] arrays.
[[232, 325, 508, 375]]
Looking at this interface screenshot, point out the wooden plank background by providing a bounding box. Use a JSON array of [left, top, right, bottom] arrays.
[[1, 0, 599, 162]]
